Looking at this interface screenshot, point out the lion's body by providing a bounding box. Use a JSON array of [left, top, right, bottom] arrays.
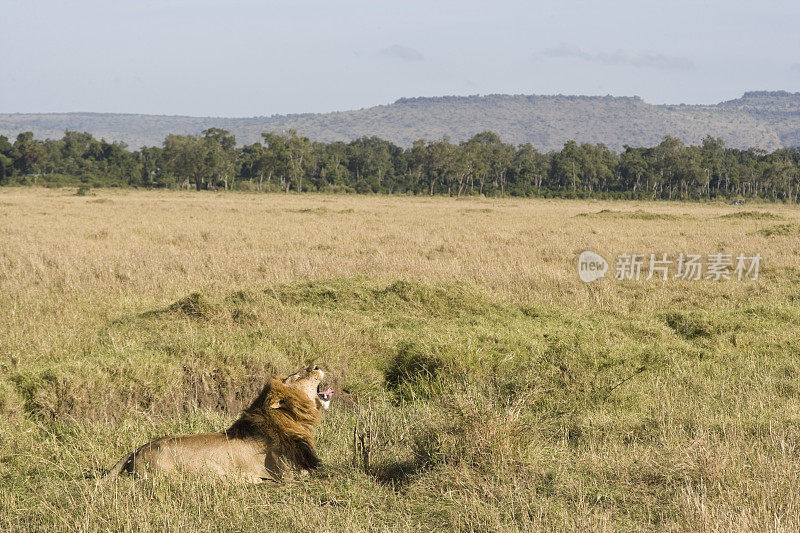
[[103, 366, 327, 482], [104, 433, 275, 482]]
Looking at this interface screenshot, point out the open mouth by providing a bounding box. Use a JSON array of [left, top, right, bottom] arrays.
[[317, 383, 334, 402]]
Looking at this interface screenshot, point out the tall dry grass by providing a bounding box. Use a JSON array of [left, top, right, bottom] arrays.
[[1, 187, 800, 531]]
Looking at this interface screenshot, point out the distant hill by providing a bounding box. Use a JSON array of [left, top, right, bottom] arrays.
[[2, 91, 800, 152]]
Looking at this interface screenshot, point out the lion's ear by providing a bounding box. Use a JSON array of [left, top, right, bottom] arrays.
[[269, 398, 284, 409]]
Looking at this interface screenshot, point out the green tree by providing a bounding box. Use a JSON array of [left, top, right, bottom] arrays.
[[618, 146, 648, 195], [161, 134, 205, 189], [463, 132, 513, 195], [261, 132, 291, 192], [201, 128, 237, 189], [138, 146, 165, 187], [652, 136, 685, 199], [12, 132, 46, 182], [261, 131, 314, 193], [313, 141, 350, 190], [0, 135, 14, 183], [511, 143, 548, 195], [347, 137, 398, 193], [239, 143, 269, 191], [551, 140, 581, 193]]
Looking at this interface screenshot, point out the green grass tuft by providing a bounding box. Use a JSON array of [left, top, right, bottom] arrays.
[[168, 292, 217, 319], [661, 310, 715, 339]]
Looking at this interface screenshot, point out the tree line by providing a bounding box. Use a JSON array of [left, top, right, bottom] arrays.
[[2, 129, 800, 201]]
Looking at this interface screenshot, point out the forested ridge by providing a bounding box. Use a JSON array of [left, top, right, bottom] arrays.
[[3, 91, 800, 152], [2, 127, 800, 201]]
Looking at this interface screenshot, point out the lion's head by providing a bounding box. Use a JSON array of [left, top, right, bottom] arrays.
[[230, 374, 324, 473], [282, 364, 334, 411]]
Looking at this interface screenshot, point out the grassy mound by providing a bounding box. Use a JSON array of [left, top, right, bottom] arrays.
[[755, 223, 800, 237], [576, 209, 682, 220], [718, 210, 783, 220]]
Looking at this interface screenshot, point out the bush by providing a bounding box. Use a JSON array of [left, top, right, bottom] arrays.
[[385, 341, 448, 401]]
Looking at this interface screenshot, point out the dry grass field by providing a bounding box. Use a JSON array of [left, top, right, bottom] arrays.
[[1, 187, 800, 531]]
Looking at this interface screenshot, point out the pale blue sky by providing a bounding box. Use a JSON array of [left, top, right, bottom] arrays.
[[2, 0, 799, 116]]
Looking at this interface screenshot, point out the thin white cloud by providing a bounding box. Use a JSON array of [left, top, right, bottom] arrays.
[[541, 44, 694, 70], [380, 44, 424, 62], [792, 63, 800, 71]]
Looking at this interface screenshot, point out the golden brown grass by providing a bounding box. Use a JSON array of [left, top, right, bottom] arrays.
[[1, 187, 800, 531]]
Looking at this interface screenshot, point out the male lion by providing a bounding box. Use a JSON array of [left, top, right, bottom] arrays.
[[103, 364, 333, 482]]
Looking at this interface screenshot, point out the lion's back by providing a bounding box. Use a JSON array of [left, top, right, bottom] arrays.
[[126, 433, 269, 480]]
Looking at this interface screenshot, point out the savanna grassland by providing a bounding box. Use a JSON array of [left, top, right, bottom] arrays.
[[1, 188, 800, 531]]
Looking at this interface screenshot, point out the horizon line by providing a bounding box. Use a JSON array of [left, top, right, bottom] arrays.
[[1, 90, 797, 119]]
